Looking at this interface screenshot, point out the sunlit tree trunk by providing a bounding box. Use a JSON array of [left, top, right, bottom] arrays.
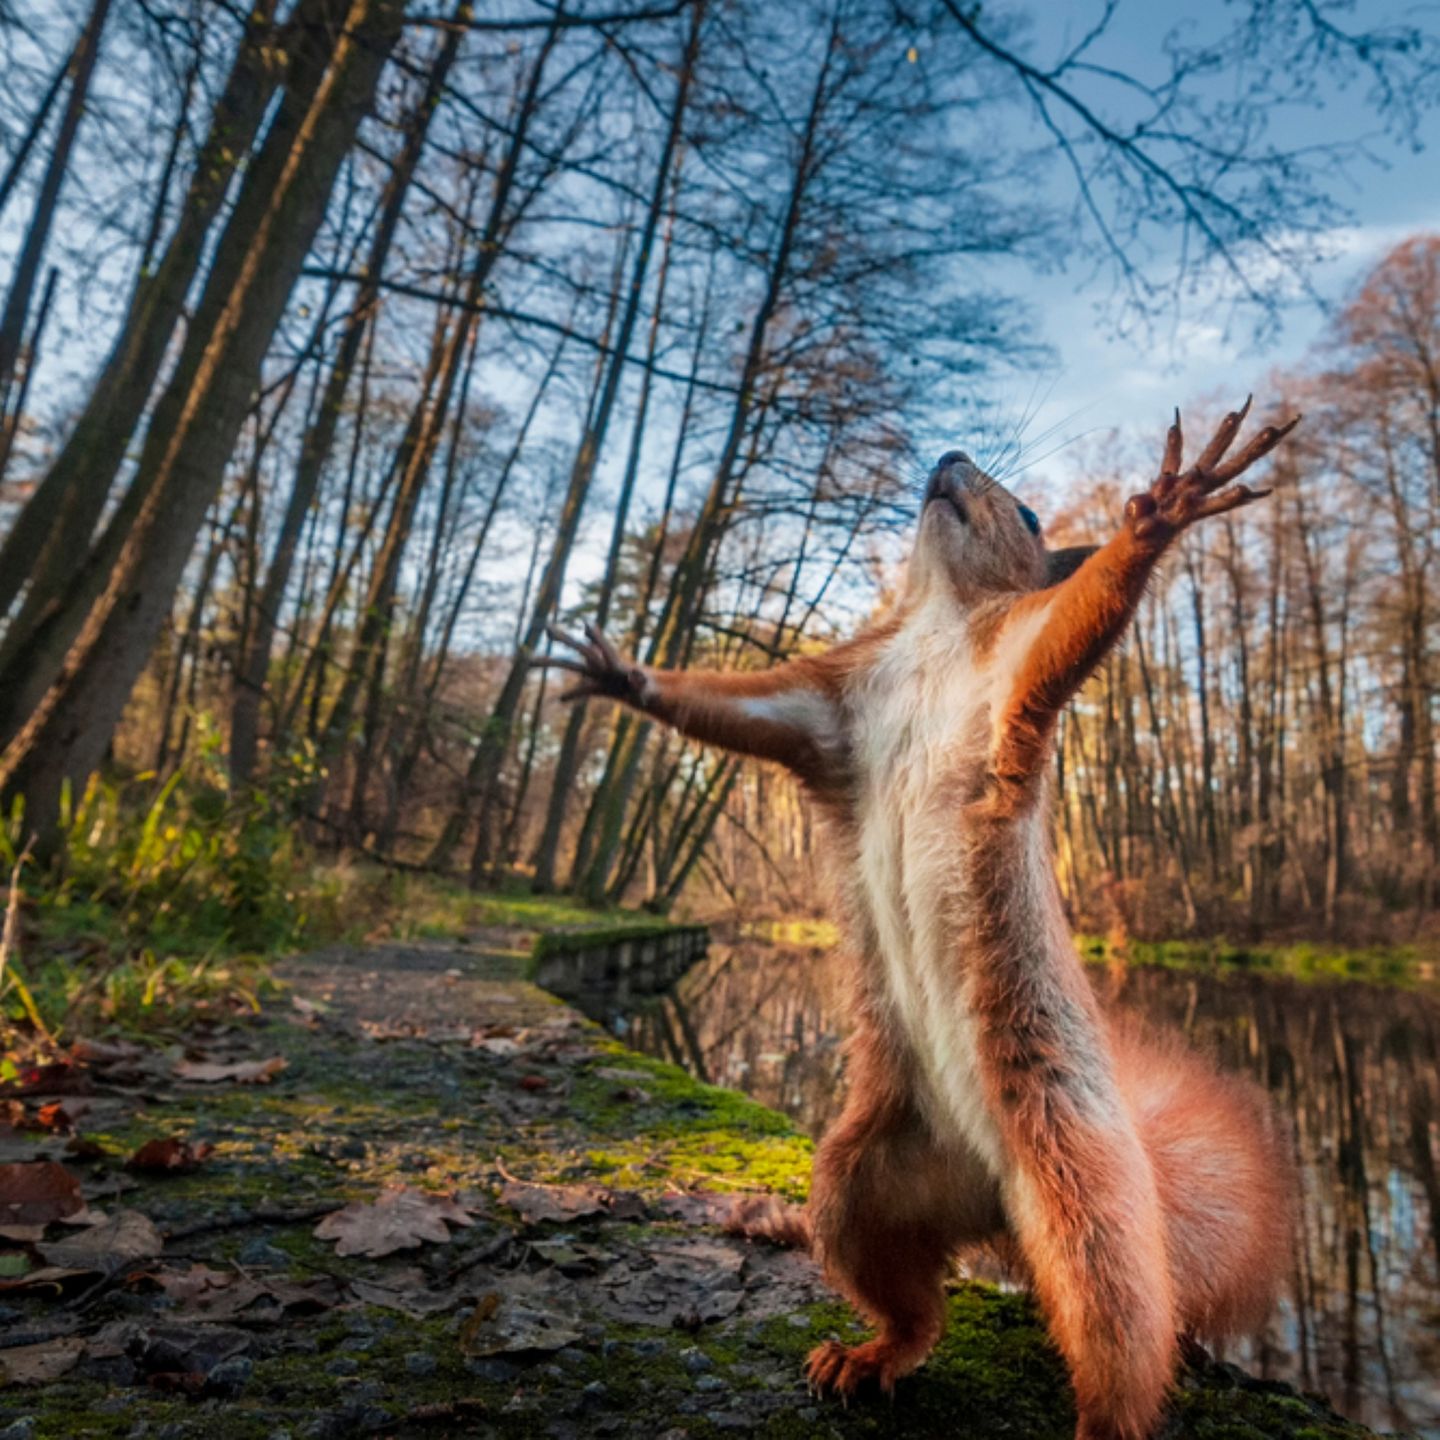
[[0, 0, 404, 850]]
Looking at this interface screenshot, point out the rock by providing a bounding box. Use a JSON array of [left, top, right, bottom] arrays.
[[403, 1351, 436, 1377], [680, 1347, 712, 1374], [205, 1354, 254, 1398], [464, 1357, 519, 1382], [693, 1375, 725, 1393], [0, 1419, 37, 1440], [237, 1238, 292, 1268], [323, 1356, 359, 1377]]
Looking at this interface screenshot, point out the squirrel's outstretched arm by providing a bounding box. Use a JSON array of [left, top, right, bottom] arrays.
[[535, 624, 841, 785], [990, 400, 1299, 789]]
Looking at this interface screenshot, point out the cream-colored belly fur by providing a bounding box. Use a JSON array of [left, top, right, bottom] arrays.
[[848, 598, 1052, 1174]]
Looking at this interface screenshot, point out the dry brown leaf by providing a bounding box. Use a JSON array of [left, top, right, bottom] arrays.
[[35, 1208, 163, 1276], [498, 1179, 614, 1226], [153, 1263, 338, 1320], [0, 1159, 84, 1226], [458, 1292, 581, 1356], [126, 1137, 215, 1173], [155, 1263, 264, 1318], [0, 1336, 85, 1385], [313, 1185, 475, 1258], [173, 1056, 287, 1084]]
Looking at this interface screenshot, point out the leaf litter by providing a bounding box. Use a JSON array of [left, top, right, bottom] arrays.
[[313, 1185, 476, 1258]]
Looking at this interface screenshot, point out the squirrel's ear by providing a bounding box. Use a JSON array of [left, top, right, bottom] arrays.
[[1045, 545, 1098, 586]]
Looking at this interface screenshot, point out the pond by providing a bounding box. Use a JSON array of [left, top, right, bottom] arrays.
[[580, 935, 1440, 1437]]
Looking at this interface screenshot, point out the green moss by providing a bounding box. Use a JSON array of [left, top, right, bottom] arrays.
[[529, 919, 703, 968], [1075, 934, 1435, 989]]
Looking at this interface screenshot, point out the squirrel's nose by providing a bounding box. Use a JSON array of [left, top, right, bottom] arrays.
[[936, 449, 971, 469]]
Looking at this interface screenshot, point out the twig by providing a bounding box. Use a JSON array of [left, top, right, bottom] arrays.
[[0, 835, 50, 1044], [493, 1154, 578, 1191]]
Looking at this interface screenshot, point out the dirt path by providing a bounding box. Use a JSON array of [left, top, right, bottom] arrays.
[[0, 940, 1394, 1438]]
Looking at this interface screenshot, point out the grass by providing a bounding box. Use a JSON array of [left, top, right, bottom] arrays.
[[386, 870, 662, 942], [0, 760, 686, 1060]]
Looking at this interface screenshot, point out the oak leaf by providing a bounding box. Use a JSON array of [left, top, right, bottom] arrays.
[[313, 1185, 475, 1258], [0, 1160, 83, 1227]]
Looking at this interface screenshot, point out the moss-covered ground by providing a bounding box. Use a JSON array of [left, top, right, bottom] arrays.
[[0, 933, 1398, 1439]]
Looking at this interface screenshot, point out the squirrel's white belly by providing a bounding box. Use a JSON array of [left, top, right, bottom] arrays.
[[851, 623, 1008, 1173]]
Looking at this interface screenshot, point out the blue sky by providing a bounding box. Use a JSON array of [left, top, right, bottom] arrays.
[[969, 2, 1440, 492]]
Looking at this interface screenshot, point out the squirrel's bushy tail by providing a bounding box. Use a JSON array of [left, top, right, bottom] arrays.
[[1112, 1023, 1295, 1342], [723, 1193, 812, 1250]]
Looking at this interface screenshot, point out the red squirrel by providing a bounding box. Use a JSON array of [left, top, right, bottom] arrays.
[[542, 402, 1300, 1440]]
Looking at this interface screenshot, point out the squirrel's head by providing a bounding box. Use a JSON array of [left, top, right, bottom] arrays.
[[906, 450, 1094, 604]]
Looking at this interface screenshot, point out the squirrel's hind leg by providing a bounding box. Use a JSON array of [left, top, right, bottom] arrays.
[[806, 1030, 1003, 1398]]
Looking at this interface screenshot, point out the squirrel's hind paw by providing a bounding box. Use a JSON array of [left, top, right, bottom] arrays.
[[805, 1338, 917, 1399]]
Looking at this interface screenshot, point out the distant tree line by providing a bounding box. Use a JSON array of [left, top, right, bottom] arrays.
[[0, 0, 1435, 938]]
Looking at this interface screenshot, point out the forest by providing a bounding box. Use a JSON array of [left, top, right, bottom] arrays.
[[0, 0, 1434, 946], [1, 3, 1440, 1437]]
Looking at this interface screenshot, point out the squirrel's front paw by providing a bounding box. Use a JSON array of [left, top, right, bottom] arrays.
[[1126, 398, 1300, 545], [536, 621, 652, 706]]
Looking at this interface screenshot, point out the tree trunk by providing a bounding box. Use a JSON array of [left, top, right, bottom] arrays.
[[571, 29, 835, 902], [229, 3, 468, 786], [0, 0, 112, 420], [0, 0, 283, 631], [529, 13, 697, 890], [0, 0, 404, 849]]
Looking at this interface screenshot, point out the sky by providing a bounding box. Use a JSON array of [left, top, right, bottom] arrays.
[[944, 1, 1440, 497]]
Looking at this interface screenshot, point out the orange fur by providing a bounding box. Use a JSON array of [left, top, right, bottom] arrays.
[[552, 408, 1299, 1440]]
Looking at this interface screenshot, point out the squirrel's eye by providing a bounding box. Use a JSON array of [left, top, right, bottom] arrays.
[[1018, 504, 1041, 536]]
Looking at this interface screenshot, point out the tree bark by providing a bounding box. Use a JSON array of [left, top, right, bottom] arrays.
[[0, 0, 404, 849], [229, 3, 469, 785], [0, 0, 283, 632], [529, 13, 697, 890]]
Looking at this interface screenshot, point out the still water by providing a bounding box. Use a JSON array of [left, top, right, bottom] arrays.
[[588, 936, 1440, 1436]]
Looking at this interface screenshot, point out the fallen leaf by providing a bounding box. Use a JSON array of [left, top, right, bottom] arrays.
[[0, 1223, 45, 1243], [498, 1180, 630, 1226], [0, 1337, 85, 1385], [598, 1238, 745, 1329], [349, 1267, 479, 1318], [146, 1370, 206, 1395], [58, 1204, 108, 1227], [69, 1037, 145, 1067], [313, 1186, 474, 1258], [652, 1191, 745, 1226], [529, 1238, 615, 1275], [33, 1208, 163, 1277], [458, 1292, 581, 1356], [0, 1099, 73, 1135], [152, 1263, 339, 1321], [1, 1060, 88, 1097], [471, 1036, 520, 1057], [0, 1160, 84, 1226], [154, 1263, 260, 1315], [126, 1137, 215, 1174], [517, 1074, 550, 1092], [173, 1056, 286, 1084]]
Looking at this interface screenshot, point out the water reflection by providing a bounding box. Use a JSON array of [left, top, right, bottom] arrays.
[[601, 940, 1440, 1437]]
